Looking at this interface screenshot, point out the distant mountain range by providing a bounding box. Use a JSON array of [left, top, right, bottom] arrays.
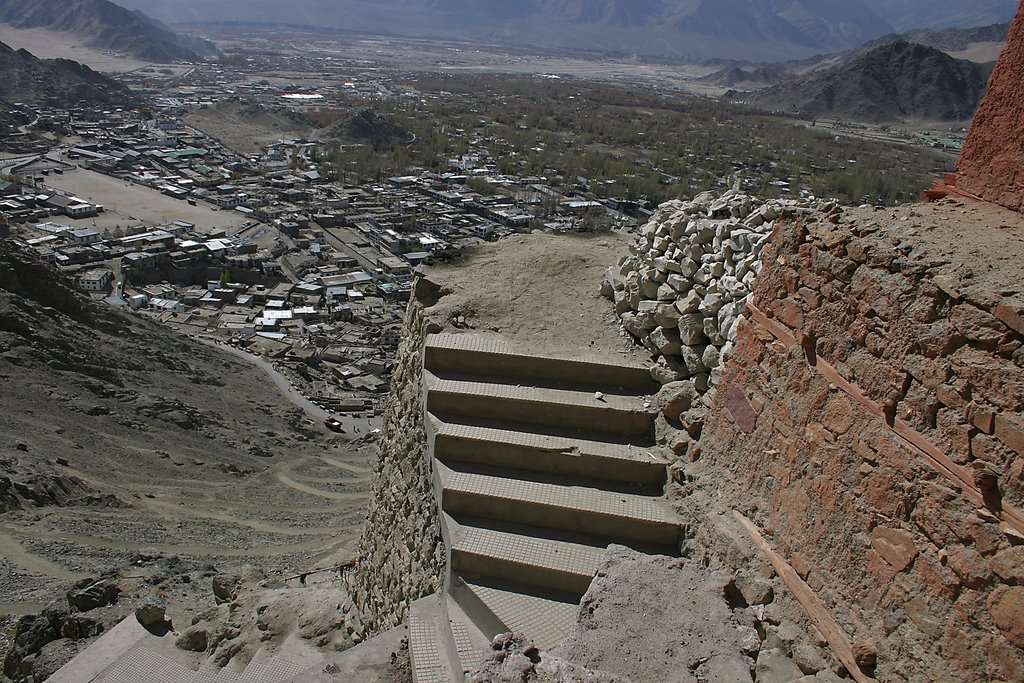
[[860, 0, 1018, 32], [0, 39, 134, 107], [702, 21, 1010, 88], [745, 40, 992, 123], [0, 0, 220, 62], [115, 0, 1019, 62], [899, 22, 1012, 52]]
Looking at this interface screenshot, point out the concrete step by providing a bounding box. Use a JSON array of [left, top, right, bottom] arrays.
[[438, 463, 680, 548], [424, 333, 655, 393], [430, 417, 667, 487], [450, 519, 605, 595], [455, 577, 581, 651], [443, 593, 492, 679], [409, 595, 456, 683], [425, 373, 654, 439], [237, 658, 308, 683], [281, 624, 408, 682]]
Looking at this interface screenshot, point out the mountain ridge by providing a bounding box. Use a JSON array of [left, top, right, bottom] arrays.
[[745, 40, 992, 123], [0, 0, 219, 63], [860, 0, 1018, 32], [114, 0, 1021, 62], [0, 39, 135, 108], [110, 0, 897, 62]]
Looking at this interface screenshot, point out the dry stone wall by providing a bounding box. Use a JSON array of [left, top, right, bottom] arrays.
[[691, 210, 1024, 681], [603, 190, 838, 439], [346, 279, 445, 638]]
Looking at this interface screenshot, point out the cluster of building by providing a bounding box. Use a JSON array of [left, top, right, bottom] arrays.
[[1, 63, 648, 420]]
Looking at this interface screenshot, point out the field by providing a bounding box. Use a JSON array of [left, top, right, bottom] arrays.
[[43, 167, 249, 235]]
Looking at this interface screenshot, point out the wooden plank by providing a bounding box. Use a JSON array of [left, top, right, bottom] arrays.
[[743, 302, 1024, 536], [733, 512, 876, 683]]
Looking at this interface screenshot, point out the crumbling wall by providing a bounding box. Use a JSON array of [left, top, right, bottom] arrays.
[[693, 209, 1024, 681], [955, 2, 1024, 212], [346, 278, 445, 637]]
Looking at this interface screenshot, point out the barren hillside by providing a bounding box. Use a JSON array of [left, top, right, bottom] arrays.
[[0, 243, 376, 675]]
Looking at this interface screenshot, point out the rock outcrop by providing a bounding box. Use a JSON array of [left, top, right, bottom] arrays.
[[956, 2, 1024, 212]]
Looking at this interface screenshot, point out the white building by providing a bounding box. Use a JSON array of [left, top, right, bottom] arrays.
[[79, 268, 113, 292]]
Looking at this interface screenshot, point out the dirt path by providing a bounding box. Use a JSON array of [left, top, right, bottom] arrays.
[[0, 531, 87, 581], [275, 472, 371, 502], [2, 525, 356, 559], [196, 338, 330, 421]]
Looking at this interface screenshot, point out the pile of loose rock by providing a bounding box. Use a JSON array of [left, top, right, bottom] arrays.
[[603, 190, 840, 437]]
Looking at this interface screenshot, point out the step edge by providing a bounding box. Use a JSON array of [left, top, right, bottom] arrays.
[[425, 334, 652, 373]]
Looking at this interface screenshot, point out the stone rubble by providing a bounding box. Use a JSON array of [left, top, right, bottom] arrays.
[[603, 189, 842, 439]]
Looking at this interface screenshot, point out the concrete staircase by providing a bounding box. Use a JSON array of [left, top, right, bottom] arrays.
[[410, 334, 679, 682], [46, 613, 312, 683]]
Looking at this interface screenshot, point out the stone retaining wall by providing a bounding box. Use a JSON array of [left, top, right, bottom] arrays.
[[346, 278, 445, 637], [693, 210, 1024, 681]]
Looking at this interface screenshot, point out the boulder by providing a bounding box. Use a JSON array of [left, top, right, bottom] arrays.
[[60, 614, 103, 640], [656, 381, 698, 421], [650, 327, 683, 356], [680, 345, 707, 375], [755, 648, 805, 683], [651, 355, 691, 385], [677, 313, 706, 345], [675, 290, 702, 315], [67, 578, 120, 612], [212, 574, 241, 604], [176, 626, 209, 652], [135, 595, 167, 626], [654, 303, 682, 329]]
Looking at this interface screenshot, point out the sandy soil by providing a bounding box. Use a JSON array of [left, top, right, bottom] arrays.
[[424, 229, 648, 365], [948, 41, 1007, 63], [184, 103, 318, 156], [0, 26, 149, 73], [845, 197, 1024, 307], [41, 167, 250, 235]]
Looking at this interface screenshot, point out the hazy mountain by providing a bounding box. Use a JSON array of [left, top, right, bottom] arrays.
[[747, 40, 991, 123], [0, 39, 135, 107], [116, 0, 1022, 62], [115, 0, 899, 62], [0, 0, 220, 62], [900, 22, 1012, 52], [860, 0, 1018, 32], [699, 64, 794, 88]]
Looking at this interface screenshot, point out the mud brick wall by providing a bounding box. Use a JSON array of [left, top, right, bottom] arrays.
[[956, 2, 1024, 212], [700, 215, 1024, 682]]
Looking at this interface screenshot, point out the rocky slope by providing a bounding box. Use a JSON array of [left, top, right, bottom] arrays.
[[0, 0, 219, 63], [0, 40, 135, 107], [748, 40, 991, 122], [0, 242, 377, 678], [323, 109, 414, 150], [702, 22, 1009, 92]]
